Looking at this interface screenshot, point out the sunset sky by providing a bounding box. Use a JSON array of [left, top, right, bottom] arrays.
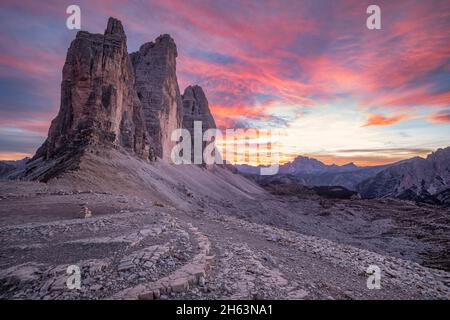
[[0, 0, 449, 165]]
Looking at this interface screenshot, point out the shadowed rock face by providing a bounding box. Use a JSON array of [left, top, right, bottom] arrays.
[[35, 17, 151, 162], [182, 85, 217, 163], [182, 85, 216, 132], [130, 35, 183, 161]]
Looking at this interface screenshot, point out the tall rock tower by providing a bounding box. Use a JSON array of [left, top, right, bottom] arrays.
[[130, 35, 183, 161], [21, 18, 152, 181], [182, 85, 218, 164], [35, 18, 151, 162], [17, 17, 221, 181]]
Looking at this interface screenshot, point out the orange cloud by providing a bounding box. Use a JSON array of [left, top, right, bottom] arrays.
[[362, 114, 410, 127]]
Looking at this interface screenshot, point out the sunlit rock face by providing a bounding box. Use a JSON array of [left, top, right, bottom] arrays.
[[131, 34, 183, 161], [35, 17, 151, 161]]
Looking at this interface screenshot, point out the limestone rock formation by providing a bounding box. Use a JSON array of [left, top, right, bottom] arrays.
[[358, 147, 450, 200], [130, 35, 183, 161], [182, 85, 217, 163], [20, 18, 152, 181], [14, 17, 220, 181], [36, 17, 151, 162]]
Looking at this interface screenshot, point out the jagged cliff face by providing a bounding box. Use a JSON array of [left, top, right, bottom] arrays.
[[182, 85, 217, 163], [35, 18, 151, 161], [358, 147, 450, 200], [130, 35, 183, 161], [15, 17, 221, 181]]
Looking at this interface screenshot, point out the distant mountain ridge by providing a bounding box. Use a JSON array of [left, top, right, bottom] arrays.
[[237, 156, 363, 175], [236, 156, 390, 190], [358, 147, 450, 203], [237, 148, 450, 206], [0, 158, 29, 178]]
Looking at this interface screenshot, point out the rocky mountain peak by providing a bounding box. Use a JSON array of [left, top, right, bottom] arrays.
[[104, 17, 125, 37], [341, 162, 358, 169], [427, 146, 450, 162], [25, 17, 151, 180], [279, 156, 327, 174], [358, 147, 450, 200], [292, 156, 324, 165], [344, 162, 356, 167], [182, 85, 216, 125], [135, 34, 177, 58], [155, 34, 177, 53], [131, 34, 183, 161], [15, 17, 219, 181]]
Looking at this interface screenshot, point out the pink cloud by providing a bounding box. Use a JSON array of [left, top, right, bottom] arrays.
[[429, 111, 450, 124], [1, 0, 449, 162], [170, 0, 450, 126]]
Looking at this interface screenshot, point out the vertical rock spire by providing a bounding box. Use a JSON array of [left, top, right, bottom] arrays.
[[34, 17, 151, 173], [130, 34, 183, 161], [182, 85, 218, 164]]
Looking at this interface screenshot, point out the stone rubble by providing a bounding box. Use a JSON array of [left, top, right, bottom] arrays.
[[0, 185, 449, 300], [112, 222, 213, 299]]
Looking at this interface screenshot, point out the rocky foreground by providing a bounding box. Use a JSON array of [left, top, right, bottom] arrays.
[[0, 150, 449, 300]]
